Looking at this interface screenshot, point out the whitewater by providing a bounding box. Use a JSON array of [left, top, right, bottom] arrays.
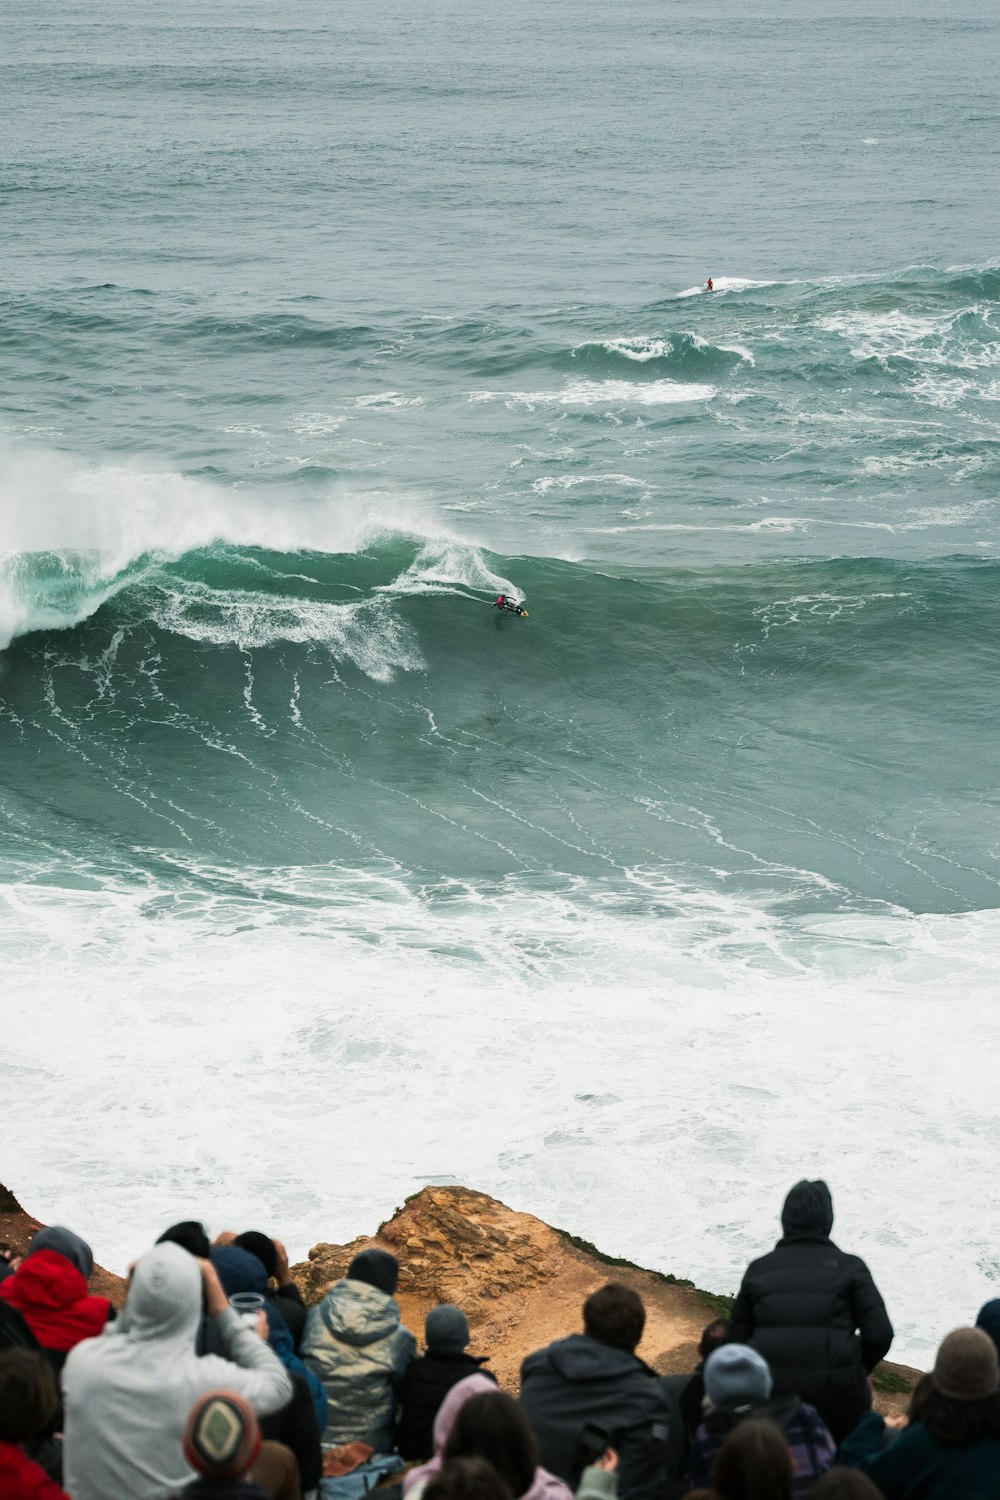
[[3, 0, 1000, 1367]]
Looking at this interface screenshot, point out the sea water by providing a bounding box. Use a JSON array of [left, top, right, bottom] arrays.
[[2, 0, 999, 1364]]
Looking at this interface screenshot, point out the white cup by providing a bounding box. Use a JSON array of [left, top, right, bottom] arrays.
[[228, 1291, 265, 1332]]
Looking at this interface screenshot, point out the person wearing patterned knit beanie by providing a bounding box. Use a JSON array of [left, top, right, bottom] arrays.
[[837, 1326, 1000, 1499], [179, 1389, 267, 1499]]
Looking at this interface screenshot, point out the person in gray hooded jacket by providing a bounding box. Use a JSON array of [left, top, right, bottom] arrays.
[[62, 1242, 292, 1500], [301, 1248, 416, 1450]]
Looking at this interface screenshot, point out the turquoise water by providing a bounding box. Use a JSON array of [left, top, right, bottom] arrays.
[[2, 1, 999, 1360]]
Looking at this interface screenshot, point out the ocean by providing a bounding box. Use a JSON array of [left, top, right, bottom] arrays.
[[2, 0, 999, 1365]]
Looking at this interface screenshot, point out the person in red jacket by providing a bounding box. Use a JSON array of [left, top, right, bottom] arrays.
[[0, 1347, 72, 1500], [0, 1227, 112, 1373]]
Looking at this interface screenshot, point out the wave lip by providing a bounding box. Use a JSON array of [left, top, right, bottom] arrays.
[[572, 331, 755, 374]]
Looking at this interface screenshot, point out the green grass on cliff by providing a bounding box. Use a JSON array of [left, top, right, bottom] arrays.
[[555, 1227, 735, 1317]]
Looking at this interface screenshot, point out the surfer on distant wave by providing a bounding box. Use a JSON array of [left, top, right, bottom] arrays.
[[493, 594, 528, 617], [706, 277, 714, 291]]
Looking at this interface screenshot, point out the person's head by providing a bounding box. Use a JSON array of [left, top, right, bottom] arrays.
[[424, 1457, 513, 1500], [699, 1317, 731, 1363], [432, 1373, 498, 1456], [704, 1344, 773, 1408], [156, 1220, 212, 1260], [780, 1180, 834, 1238], [184, 1389, 262, 1480], [908, 1327, 1000, 1448], [234, 1231, 278, 1281], [711, 1417, 793, 1500], [442, 1391, 538, 1500], [125, 1241, 203, 1344], [583, 1283, 645, 1353], [0, 1349, 60, 1442], [212, 1244, 268, 1299], [426, 1303, 471, 1354], [346, 1248, 399, 1297], [975, 1298, 1000, 1359], [806, 1470, 887, 1499], [26, 1226, 94, 1279]]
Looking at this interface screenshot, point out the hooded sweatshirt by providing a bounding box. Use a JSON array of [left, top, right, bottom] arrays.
[[518, 1335, 675, 1500], [0, 1227, 111, 1363], [62, 1241, 292, 1500], [404, 1373, 572, 1500], [728, 1180, 893, 1443], [301, 1276, 416, 1449]]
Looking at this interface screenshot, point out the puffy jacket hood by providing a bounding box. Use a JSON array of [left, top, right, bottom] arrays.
[[0, 1250, 111, 1353], [2, 1249, 86, 1311], [212, 1244, 268, 1298], [432, 1371, 498, 1454], [28, 1226, 94, 1280], [319, 1276, 402, 1347], [125, 1241, 203, 1346], [537, 1333, 643, 1383], [781, 1180, 834, 1238]]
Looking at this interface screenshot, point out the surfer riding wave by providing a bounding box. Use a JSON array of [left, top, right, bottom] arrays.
[[493, 593, 528, 617]]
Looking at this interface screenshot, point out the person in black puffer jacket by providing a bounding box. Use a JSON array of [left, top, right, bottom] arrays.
[[729, 1180, 893, 1444], [397, 1305, 497, 1461]]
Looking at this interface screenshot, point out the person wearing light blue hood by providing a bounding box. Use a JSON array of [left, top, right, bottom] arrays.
[[301, 1248, 416, 1450]]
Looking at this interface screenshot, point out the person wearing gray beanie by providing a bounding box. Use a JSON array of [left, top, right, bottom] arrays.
[[729, 1180, 893, 1443], [704, 1344, 774, 1407], [690, 1343, 836, 1496], [426, 1304, 471, 1354], [396, 1304, 496, 1462]]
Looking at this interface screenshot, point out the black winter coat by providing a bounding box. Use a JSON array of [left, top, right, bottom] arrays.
[[519, 1334, 678, 1500], [396, 1351, 496, 1461], [729, 1230, 893, 1443]]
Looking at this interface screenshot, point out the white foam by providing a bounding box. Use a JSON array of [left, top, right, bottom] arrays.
[[353, 393, 424, 410], [0, 444, 461, 650], [0, 867, 997, 1366], [818, 309, 1000, 374], [470, 380, 716, 408], [688, 331, 757, 366], [531, 473, 650, 495], [592, 337, 670, 362], [150, 584, 424, 682]]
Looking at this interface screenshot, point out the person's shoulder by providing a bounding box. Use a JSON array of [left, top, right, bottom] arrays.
[[741, 1243, 783, 1275], [832, 1243, 880, 1279], [519, 1338, 560, 1376]]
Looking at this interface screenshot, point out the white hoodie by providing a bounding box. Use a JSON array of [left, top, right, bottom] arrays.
[[62, 1240, 292, 1500]]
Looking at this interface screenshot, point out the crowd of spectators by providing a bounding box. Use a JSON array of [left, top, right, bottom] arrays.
[[2, 1177, 1000, 1500]]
